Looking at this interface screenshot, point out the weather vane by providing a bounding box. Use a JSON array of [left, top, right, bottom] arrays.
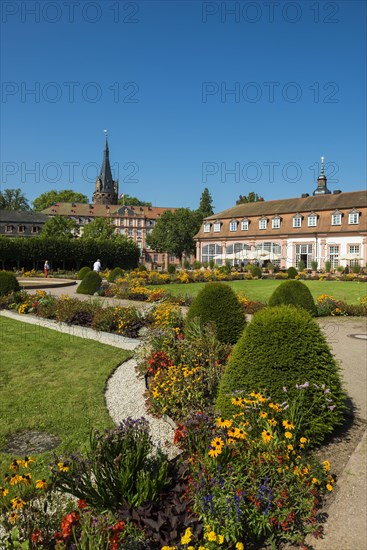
[[320, 156, 325, 176]]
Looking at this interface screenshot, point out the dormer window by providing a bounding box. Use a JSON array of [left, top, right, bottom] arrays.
[[259, 218, 268, 230], [348, 210, 360, 225], [18, 225, 26, 233], [331, 211, 342, 225], [272, 216, 281, 229], [31, 226, 39, 234], [241, 218, 249, 231], [204, 222, 211, 233], [308, 213, 318, 227], [293, 214, 302, 228], [229, 220, 238, 232], [5, 225, 13, 233], [213, 221, 221, 232]]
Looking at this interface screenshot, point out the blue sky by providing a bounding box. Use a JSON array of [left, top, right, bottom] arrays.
[[1, 0, 366, 211]]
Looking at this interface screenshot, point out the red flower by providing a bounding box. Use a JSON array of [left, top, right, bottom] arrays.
[[31, 529, 44, 543], [112, 521, 125, 533], [60, 511, 80, 539], [77, 499, 88, 509]]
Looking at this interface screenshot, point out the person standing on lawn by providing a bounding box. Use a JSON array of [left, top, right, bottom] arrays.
[[44, 260, 50, 278]]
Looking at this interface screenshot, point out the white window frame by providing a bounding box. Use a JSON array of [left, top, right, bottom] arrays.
[[259, 219, 267, 230], [5, 225, 13, 233], [308, 215, 317, 227], [272, 217, 281, 229], [349, 245, 360, 254], [331, 213, 342, 225], [348, 212, 359, 225], [213, 222, 221, 232], [241, 220, 249, 231], [204, 223, 211, 233], [293, 216, 302, 228], [329, 245, 340, 267], [229, 221, 238, 232]]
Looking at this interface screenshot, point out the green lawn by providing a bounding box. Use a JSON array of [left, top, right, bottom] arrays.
[[0, 316, 131, 477], [154, 279, 366, 304]]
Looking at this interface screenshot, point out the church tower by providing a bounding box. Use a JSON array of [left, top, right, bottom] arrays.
[[313, 156, 331, 195], [93, 131, 118, 205]]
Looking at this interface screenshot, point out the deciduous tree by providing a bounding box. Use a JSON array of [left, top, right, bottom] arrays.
[[33, 190, 89, 211], [0, 188, 30, 211]]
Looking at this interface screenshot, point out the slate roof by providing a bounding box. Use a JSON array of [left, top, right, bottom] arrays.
[[42, 203, 176, 219], [0, 210, 48, 223]]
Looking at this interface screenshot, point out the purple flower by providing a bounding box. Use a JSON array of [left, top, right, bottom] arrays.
[[283, 386, 287, 393], [328, 405, 336, 411]]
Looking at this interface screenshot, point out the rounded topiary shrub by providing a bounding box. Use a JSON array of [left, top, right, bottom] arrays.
[[287, 266, 297, 279], [167, 264, 176, 275], [216, 305, 346, 444], [108, 267, 123, 282], [252, 266, 262, 278], [185, 282, 246, 344], [269, 280, 317, 316], [76, 271, 102, 295], [0, 271, 20, 296], [77, 266, 91, 280]]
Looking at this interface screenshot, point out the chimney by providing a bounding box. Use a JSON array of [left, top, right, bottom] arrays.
[[333, 190, 342, 194], [301, 193, 309, 198]]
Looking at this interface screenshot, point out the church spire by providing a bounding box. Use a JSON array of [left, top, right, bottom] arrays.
[[93, 130, 118, 205]]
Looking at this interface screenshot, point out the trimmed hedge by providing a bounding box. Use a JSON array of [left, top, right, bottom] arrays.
[[185, 282, 246, 344], [76, 271, 102, 295], [287, 266, 297, 279], [216, 305, 346, 444], [268, 280, 317, 316], [108, 267, 124, 282], [0, 271, 20, 296], [77, 266, 91, 280]]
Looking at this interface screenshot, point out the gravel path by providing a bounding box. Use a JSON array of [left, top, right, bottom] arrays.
[[0, 310, 179, 459]]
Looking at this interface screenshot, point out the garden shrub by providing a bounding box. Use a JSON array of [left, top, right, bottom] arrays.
[[108, 266, 124, 282], [76, 271, 102, 295], [287, 266, 297, 279], [138, 264, 147, 272], [77, 266, 91, 280], [167, 264, 176, 274], [269, 280, 317, 316], [55, 298, 101, 326], [251, 266, 262, 278], [216, 305, 346, 444], [91, 306, 118, 332], [0, 271, 20, 296], [185, 282, 246, 344]]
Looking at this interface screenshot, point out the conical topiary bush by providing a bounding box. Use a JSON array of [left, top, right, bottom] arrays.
[[185, 282, 246, 344], [216, 305, 346, 444], [268, 280, 317, 316]]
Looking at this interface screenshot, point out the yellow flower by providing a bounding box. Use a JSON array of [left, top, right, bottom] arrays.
[[268, 418, 277, 426], [20, 473, 32, 485], [217, 534, 224, 544], [326, 483, 333, 491], [208, 447, 222, 458], [282, 420, 295, 430], [22, 456, 35, 468], [262, 430, 273, 444], [236, 543, 244, 550], [260, 411, 268, 418], [35, 479, 48, 490], [233, 428, 247, 440], [323, 460, 331, 472], [10, 497, 26, 510], [211, 437, 224, 449], [312, 477, 320, 485], [9, 459, 22, 472], [300, 437, 308, 444], [227, 437, 236, 445], [8, 511, 19, 524], [181, 527, 192, 545], [0, 487, 9, 497], [9, 475, 22, 486], [207, 531, 217, 541], [231, 396, 242, 407], [287, 444, 294, 451], [284, 431, 293, 439], [215, 417, 232, 428], [58, 461, 69, 472]]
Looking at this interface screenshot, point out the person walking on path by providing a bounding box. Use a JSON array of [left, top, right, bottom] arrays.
[[93, 259, 102, 272], [44, 260, 50, 278]]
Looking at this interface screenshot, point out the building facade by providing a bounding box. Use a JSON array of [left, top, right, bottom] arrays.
[[0, 210, 48, 237], [195, 170, 367, 269]]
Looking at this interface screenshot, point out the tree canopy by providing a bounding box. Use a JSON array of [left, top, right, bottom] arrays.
[[117, 194, 152, 207], [197, 187, 214, 219], [80, 217, 116, 240], [236, 192, 264, 205], [146, 208, 201, 261], [0, 188, 30, 211], [33, 189, 89, 211], [40, 215, 79, 239]]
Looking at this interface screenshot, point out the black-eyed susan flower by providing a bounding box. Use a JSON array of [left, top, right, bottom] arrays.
[[208, 446, 222, 458], [9, 459, 22, 472], [10, 497, 26, 510], [211, 437, 224, 449], [262, 430, 273, 444], [35, 479, 48, 490], [215, 417, 232, 428], [268, 418, 277, 427], [233, 428, 247, 440], [57, 461, 69, 472], [259, 412, 268, 419], [22, 456, 35, 468], [282, 420, 295, 430], [9, 474, 22, 486], [0, 487, 9, 497], [231, 396, 242, 407], [8, 511, 19, 524], [227, 427, 237, 438], [20, 473, 32, 486]]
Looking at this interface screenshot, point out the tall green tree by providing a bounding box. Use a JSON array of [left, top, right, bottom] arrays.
[[0, 188, 30, 211], [33, 190, 89, 211], [197, 187, 214, 219], [40, 215, 79, 239], [117, 194, 152, 207], [80, 217, 116, 240], [236, 192, 264, 205], [146, 208, 201, 261]]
